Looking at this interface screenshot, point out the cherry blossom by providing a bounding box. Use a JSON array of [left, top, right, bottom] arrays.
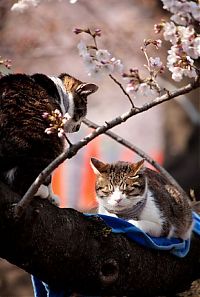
[[11, 0, 40, 12], [75, 29, 124, 77]]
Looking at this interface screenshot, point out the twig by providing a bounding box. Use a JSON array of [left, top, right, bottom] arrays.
[[64, 134, 73, 146], [14, 79, 200, 218], [83, 118, 186, 196], [109, 74, 135, 107]]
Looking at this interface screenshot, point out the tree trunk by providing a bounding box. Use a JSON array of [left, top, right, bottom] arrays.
[[0, 181, 199, 297]]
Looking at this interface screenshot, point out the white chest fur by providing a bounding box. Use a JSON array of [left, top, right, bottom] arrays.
[[129, 190, 164, 237]]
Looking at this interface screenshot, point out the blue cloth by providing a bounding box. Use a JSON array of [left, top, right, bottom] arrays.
[[94, 214, 191, 258], [32, 212, 200, 297], [31, 275, 67, 297]]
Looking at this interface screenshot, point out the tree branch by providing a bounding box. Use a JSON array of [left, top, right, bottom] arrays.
[[1, 181, 200, 297], [14, 79, 200, 217], [109, 74, 135, 107]]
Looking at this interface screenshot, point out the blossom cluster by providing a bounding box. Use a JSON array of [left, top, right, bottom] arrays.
[[43, 109, 70, 138], [0, 57, 12, 69], [0, 57, 12, 78], [155, 0, 200, 82], [162, 0, 200, 24], [123, 40, 164, 97], [75, 28, 124, 77]]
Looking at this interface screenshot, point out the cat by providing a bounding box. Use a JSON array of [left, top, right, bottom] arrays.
[[90, 157, 193, 240], [0, 72, 98, 201]]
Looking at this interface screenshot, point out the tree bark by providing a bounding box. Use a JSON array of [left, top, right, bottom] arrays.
[[0, 181, 199, 297]]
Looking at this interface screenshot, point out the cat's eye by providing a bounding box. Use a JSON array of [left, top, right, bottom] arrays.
[[96, 185, 112, 196]]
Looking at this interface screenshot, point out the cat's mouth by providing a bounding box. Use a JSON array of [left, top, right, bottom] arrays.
[[64, 120, 81, 133], [69, 124, 81, 133], [106, 204, 127, 212]]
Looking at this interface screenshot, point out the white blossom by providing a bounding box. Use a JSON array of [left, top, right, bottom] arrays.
[[171, 67, 184, 82], [171, 66, 197, 82], [189, 1, 200, 22], [163, 22, 177, 44], [58, 128, 65, 138], [149, 57, 163, 68], [87, 65, 102, 79], [11, 0, 40, 12], [162, 0, 181, 14], [170, 14, 187, 26], [167, 46, 197, 81], [182, 36, 200, 59], [101, 63, 115, 74], [77, 40, 88, 57], [138, 83, 158, 97], [193, 37, 200, 58], [96, 49, 111, 62], [178, 26, 195, 42], [112, 58, 124, 73], [82, 54, 97, 75], [125, 83, 137, 96], [78, 41, 124, 77]]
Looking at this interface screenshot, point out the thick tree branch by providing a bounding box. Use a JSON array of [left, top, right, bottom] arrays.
[[1, 181, 200, 297], [14, 79, 200, 217]]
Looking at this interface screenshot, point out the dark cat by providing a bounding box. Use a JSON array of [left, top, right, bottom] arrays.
[[0, 73, 98, 200], [91, 158, 193, 239]]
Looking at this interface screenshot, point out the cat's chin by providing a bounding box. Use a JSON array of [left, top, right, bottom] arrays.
[[107, 205, 127, 212]]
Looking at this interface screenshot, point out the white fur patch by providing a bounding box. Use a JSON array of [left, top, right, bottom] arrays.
[[98, 204, 118, 217], [108, 187, 124, 206], [48, 76, 74, 117], [140, 190, 163, 224], [66, 91, 74, 118], [35, 184, 49, 199], [5, 167, 17, 184], [132, 190, 164, 236]]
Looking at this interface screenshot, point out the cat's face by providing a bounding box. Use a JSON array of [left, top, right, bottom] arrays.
[[59, 73, 98, 133], [90, 158, 145, 213]]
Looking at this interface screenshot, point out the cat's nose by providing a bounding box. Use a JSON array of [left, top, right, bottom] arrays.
[[73, 124, 81, 132], [115, 197, 123, 203]]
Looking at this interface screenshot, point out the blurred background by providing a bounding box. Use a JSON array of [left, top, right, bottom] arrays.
[[0, 0, 199, 295]]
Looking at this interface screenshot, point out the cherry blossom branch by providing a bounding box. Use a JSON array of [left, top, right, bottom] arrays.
[[83, 118, 184, 195], [109, 74, 135, 107], [14, 78, 200, 218]]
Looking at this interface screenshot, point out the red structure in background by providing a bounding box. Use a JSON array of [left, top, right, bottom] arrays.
[[52, 163, 66, 208], [78, 136, 100, 211]]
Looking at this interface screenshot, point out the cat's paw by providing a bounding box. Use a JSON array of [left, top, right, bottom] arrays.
[[128, 219, 162, 237], [48, 194, 60, 207], [35, 184, 49, 199], [128, 219, 140, 228]]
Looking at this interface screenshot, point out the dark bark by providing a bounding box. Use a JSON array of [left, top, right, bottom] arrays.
[[0, 181, 199, 297]]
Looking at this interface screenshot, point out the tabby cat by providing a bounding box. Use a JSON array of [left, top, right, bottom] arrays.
[[0, 73, 98, 200], [90, 158, 193, 239]]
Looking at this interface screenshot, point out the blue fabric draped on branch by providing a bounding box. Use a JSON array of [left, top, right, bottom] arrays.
[[32, 212, 200, 297]]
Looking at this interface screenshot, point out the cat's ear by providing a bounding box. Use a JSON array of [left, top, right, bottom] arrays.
[[76, 83, 98, 96], [90, 158, 108, 175], [132, 159, 144, 175]]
